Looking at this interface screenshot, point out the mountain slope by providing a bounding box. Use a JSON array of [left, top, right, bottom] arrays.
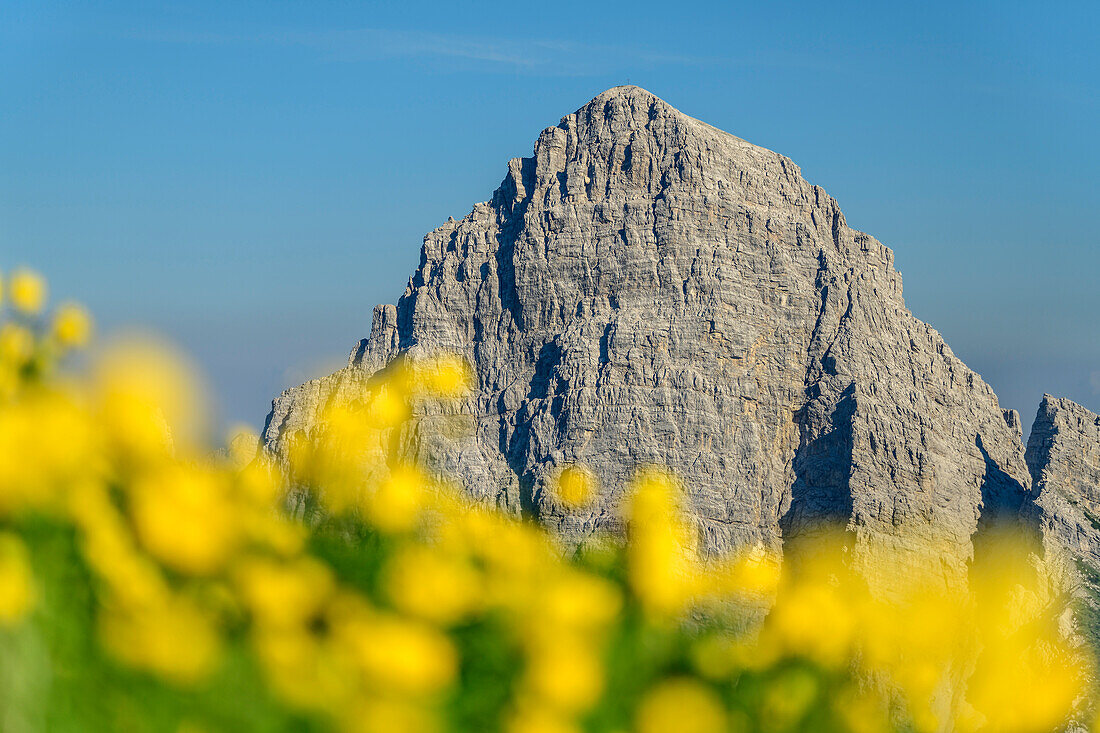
[[262, 86, 1031, 585]]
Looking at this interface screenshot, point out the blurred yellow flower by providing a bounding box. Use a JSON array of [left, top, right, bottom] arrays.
[[416, 354, 472, 397], [831, 685, 891, 733], [0, 532, 35, 625], [52, 302, 93, 348], [635, 678, 727, 733], [236, 457, 281, 506], [252, 627, 353, 712], [8, 268, 47, 315], [335, 609, 457, 696], [235, 555, 334, 629], [506, 706, 582, 733], [626, 468, 699, 618], [99, 595, 222, 685], [554, 464, 596, 508], [131, 464, 240, 575], [0, 368, 16, 401], [67, 480, 171, 608], [343, 697, 441, 733], [0, 265, 1097, 733], [368, 385, 411, 427], [385, 545, 481, 625], [95, 338, 207, 459], [540, 570, 621, 633], [524, 636, 604, 713], [968, 631, 1086, 732], [0, 322, 34, 365], [711, 543, 781, 599], [766, 580, 857, 667], [365, 463, 427, 532], [0, 390, 99, 514]]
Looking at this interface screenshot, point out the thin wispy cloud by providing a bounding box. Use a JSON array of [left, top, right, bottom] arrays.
[[119, 26, 729, 76]]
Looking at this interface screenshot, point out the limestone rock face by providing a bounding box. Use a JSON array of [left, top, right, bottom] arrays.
[[262, 86, 1030, 581], [1026, 396, 1100, 572]]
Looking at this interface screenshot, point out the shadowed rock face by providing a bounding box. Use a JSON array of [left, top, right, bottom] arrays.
[[262, 86, 1031, 582], [1026, 396, 1100, 571]]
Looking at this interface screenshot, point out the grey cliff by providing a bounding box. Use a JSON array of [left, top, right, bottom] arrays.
[[1027, 395, 1100, 575], [262, 86, 1036, 584]]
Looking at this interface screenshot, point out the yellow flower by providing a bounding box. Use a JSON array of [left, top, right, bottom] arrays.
[[385, 545, 481, 625], [0, 366, 16, 401], [68, 480, 170, 608], [341, 697, 441, 733], [708, 542, 781, 599], [554, 465, 596, 508], [131, 464, 240, 575], [0, 322, 34, 365], [635, 678, 727, 733], [235, 555, 334, 629], [506, 706, 582, 733], [364, 463, 427, 532], [523, 636, 604, 713], [94, 338, 206, 460], [625, 468, 699, 617], [968, 628, 1086, 732], [52, 302, 93, 348], [539, 570, 621, 633], [236, 456, 281, 506], [368, 385, 411, 427], [0, 389, 99, 514], [765, 580, 857, 667], [8, 268, 47, 314], [830, 684, 891, 733], [337, 612, 457, 696], [416, 354, 472, 397], [99, 594, 222, 685], [0, 533, 35, 625], [252, 627, 354, 712], [457, 515, 557, 608]]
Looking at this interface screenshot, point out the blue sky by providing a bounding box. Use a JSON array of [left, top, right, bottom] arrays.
[[2, 0, 1097, 433]]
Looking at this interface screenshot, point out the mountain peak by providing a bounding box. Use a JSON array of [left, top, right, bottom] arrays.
[[566, 85, 719, 141], [263, 87, 1033, 590], [584, 84, 663, 105]]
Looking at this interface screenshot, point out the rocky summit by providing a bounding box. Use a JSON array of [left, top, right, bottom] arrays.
[[1027, 396, 1100, 574], [261, 86, 1094, 586]]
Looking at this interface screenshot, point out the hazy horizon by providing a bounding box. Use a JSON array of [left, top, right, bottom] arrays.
[[3, 0, 1097, 436]]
